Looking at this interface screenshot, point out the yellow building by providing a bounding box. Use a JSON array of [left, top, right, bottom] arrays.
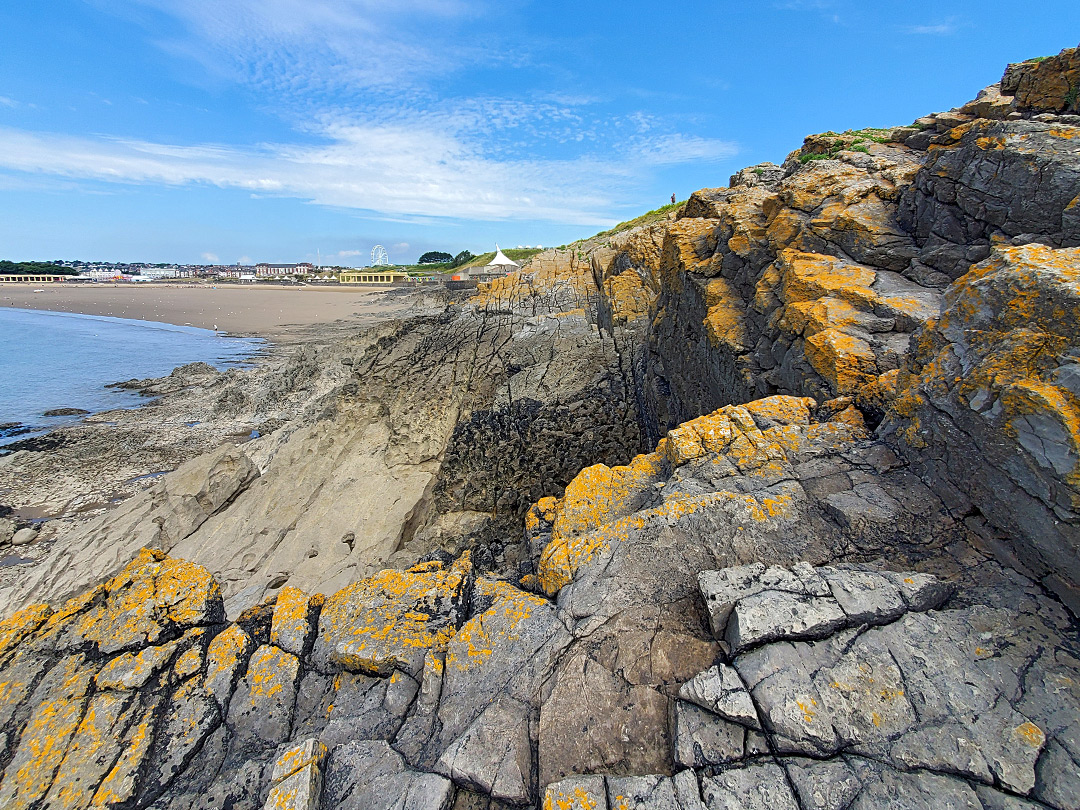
[[339, 268, 409, 284]]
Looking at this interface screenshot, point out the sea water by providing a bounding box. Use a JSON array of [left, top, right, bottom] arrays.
[[0, 307, 262, 445]]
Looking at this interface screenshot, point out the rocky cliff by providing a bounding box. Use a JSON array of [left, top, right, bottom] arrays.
[[2, 46, 1080, 810]]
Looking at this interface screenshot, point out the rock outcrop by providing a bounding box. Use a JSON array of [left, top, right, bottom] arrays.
[[3, 46, 1080, 810]]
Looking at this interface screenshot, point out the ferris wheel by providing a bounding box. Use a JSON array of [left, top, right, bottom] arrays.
[[371, 245, 390, 266]]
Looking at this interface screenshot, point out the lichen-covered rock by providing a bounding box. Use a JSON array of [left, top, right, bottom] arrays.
[[1007, 43, 1080, 113], [270, 587, 323, 659], [4, 54, 1080, 810], [885, 243, 1080, 610], [227, 644, 301, 748], [543, 775, 608, 810], [398, 578, 570, 803], [70, 548, 224, 655], [264, 739, 327, 810], [311, 554, 473, 677]]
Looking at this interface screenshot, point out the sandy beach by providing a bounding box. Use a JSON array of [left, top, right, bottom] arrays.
[[0, 282, 417, 339]]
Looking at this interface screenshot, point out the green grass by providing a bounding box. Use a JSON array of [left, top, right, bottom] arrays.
[[1066, 83, 1079, 111], [1027, 56, 1051, 63], [591, 200, 687, 239], [799, 152, 832, 164]]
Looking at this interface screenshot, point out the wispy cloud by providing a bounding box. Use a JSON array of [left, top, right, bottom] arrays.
[[117, 0, 487, 100], [201, 251, 219, 262], [0, 96, 17, 108], [32, 1, 738, 227], [908, 19, 959, 36], [0, 120, 736, 225]]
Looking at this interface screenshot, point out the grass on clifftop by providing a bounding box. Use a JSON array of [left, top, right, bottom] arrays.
[[585, 200, 687, 242]]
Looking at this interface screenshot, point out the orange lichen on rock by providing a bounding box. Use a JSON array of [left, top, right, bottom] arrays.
[[445, 578, 547, 673], [0, 655, 97, 810], [43, 689, 136, 810], [270, 585, 321, 657], [888, 243, 1080, 518], [703, 277, 748, 350], [316, 553, 473, 676], [0, 602, 52, 661], [73, 548, 223, 655], [766, 250, 878, 310], [95, 638, 179, 691], [550, 453, 667, 544], [777, 297, 861, 338], [744, 396, 817, 426], [90, 702, 157, 807], [204, 623, 255, 708], [537, 396, 828, 596], [602, 269, 652, 324], [804, 328, 879, 394]]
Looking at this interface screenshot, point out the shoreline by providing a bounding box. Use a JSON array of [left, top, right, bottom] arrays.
[[0, 281, 414, 340]]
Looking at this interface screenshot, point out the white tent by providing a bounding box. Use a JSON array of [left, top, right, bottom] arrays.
[[469, 245, 520, 280], [487, 245, 520, 269]]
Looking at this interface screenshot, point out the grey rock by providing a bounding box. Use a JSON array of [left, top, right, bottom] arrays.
[[319, 670, 418, 748], [1032, 739, 1080, 809], [673, 701, 745, 768], [821, 567, 906, 624], [321, 740, 455, 810], [435, 695, 534, 804], [678, 664, 760, 729], [782, 757, 862, 810], [607, 774, 681, 810], [697, 562, 830, 640], [672, 770, 706, 810], [700, 762, 799, 810], [725, 588, 847, 653], [11, 527, 38, 546], [848, 765, 982, 810], [227, 644, 300, 748]]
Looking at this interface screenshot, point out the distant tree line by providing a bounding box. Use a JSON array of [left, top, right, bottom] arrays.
[[415, 250, 475, 268], [0, 260, 77, 275]]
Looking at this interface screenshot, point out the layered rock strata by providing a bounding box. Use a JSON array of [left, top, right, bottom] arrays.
[[1, 46, 1080, 810]]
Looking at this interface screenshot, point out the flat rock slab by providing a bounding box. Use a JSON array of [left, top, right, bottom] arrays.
[[697, 563, 952, 653]]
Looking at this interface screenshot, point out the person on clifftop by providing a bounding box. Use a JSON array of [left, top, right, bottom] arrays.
[[671, 193, 676, 205]]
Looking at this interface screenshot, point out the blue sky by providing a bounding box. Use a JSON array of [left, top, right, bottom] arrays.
[[0, 2, 1077, 266]]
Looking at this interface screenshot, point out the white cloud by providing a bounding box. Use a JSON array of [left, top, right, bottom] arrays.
[[236, 255, 252, 263], [0, 96, 16, 108], [0, 121, 737, 225], [908, 19, 959, 35], [202, 252, 220, 262], [115, 0, 486, 98], [49, 1, 740, 228]]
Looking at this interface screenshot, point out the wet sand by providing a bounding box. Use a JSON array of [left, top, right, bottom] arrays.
[[0, 282, 414, 339]]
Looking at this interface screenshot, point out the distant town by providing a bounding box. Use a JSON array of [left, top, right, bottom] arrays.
[[0, 246, 546, 286]]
